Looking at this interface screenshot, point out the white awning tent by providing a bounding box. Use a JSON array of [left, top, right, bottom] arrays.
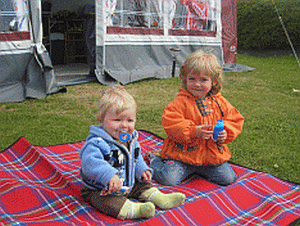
[[0, 0, 60, 103], [1, 0, 252, 103], [92, 0, 241, 85]]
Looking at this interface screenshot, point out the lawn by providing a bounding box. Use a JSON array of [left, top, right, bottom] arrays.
[[0, 52, 299, 184]]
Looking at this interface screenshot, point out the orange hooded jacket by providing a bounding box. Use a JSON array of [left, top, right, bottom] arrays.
[[161, 88, 244, 166]]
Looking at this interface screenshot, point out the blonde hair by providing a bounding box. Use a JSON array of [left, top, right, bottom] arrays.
[[180, 49, 224, 95], [97, 85, 137, 122]]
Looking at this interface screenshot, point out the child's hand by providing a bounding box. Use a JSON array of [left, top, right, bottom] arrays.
[[217, 130, 227, 143], [142, 170, 152, 182], [196, 125, 213, 140], [107, 174, 122, 194]]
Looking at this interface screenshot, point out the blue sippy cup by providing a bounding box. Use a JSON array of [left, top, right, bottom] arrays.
[[213, 119, 224, 140]]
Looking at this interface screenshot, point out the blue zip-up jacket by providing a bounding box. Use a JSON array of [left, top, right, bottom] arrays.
[[79, 125, 152, 190]]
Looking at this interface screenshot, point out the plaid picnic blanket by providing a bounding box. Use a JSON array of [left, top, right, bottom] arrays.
[[0, 130, 299, 226]]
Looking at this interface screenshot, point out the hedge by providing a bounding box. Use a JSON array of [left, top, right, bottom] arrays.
[[237, 0, 300, 50]]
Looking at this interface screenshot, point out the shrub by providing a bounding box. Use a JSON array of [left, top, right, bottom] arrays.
[[237, 0, 300, 50]]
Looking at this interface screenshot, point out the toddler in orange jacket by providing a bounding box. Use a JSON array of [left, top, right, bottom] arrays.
[[150, 50, 244, 186]]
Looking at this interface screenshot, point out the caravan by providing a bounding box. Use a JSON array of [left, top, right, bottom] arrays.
[[0, 0, 237, 102]]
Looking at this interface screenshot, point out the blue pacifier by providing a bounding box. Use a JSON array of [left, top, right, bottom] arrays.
[[120, 132, 130, 142]]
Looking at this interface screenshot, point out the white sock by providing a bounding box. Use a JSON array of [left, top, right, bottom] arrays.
[[117, 199, 155, 219], [140, 187, 186, 209]]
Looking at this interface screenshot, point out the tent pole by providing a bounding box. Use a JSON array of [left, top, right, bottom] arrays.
[[170, 47, 181, 77], [271, 0, 300, 67]]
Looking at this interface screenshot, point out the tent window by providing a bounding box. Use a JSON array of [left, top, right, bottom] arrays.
[[108, 0, 217, 35], [0, 0, 29, 34]]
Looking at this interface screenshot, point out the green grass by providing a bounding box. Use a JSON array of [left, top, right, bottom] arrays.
[[0, 52, 299, 184]]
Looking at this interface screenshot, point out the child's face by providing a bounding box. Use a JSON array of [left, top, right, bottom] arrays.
[[100, 106, 136, 140], [186, 71, 212, 98]]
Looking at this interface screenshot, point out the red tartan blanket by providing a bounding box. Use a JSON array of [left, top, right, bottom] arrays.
[[0, 130, 299, 226]]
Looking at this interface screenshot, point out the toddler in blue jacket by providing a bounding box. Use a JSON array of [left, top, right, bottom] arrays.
[[79, 85, 185, 220]]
